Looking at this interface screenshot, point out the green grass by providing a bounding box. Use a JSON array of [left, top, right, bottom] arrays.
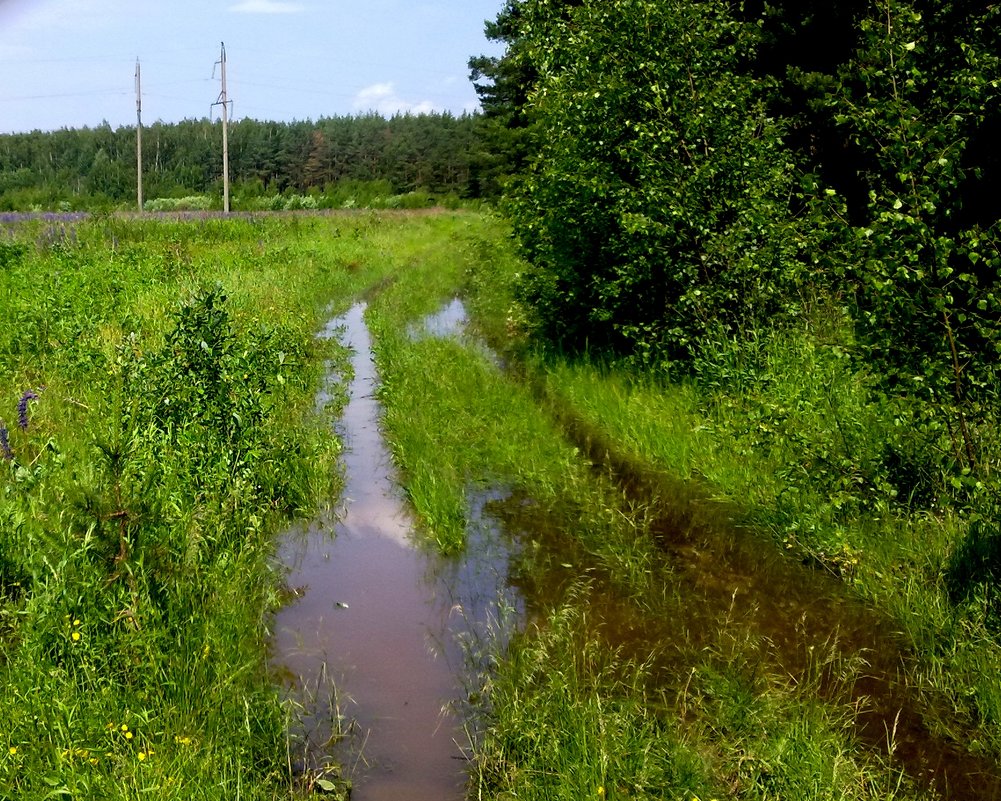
[[0, 210, 488, 799], [5, 210, 997, 799]]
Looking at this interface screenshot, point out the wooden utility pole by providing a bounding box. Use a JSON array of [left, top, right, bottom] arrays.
[[135, 59, 143, 213], [212, 42, 231, 213]]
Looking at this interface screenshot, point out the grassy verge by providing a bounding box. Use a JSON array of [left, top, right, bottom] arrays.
[[538, 325, 1001, 760]]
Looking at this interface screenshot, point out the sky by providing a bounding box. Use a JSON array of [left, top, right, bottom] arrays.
[[0, 0, 506, 134]]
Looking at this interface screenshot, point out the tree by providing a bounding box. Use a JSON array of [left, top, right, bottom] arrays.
[[817, 0, 1001, 471], [508, 0, 807, 364]]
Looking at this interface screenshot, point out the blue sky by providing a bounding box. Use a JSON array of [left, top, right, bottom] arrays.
[[0, 0, 505, 133]]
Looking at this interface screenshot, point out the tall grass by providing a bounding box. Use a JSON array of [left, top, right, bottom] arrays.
[[0, 211, 483, 799], [362, 211, 992, 792]]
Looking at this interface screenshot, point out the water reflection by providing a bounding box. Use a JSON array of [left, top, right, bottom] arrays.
[[271, 302, 520, 801]]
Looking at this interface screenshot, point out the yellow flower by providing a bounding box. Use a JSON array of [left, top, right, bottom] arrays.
[[125, 731, 133, 741], [71, 632, 81, 642], [8, 746, 17, 756], [121, 724, 129, 732], [73, 619, 81, 627], [137, 752, 147, 761]]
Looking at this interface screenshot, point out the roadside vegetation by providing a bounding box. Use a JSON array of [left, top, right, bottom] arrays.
[[0, 211, 481, 799], [2, 0, 999, 797]]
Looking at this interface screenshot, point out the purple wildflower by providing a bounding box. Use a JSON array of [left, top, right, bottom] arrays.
[[17, 389, 39, 431], [0, 422, 11, 461]]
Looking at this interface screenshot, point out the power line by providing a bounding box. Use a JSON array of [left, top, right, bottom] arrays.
[[0, 89, 130, 102]]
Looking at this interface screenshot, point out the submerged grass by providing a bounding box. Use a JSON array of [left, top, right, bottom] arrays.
[[541, 332, 1001, 764], [362, 215, 928, 799]]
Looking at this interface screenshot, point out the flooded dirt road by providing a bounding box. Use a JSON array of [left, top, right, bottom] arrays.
[[270, 303, 518, 800], [539, 401, 1001, 801], [271, 296, 999, 801]]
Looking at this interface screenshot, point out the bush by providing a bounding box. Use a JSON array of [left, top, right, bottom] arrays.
[[509, 0, 812, 365], [143, 195, 214, 212]]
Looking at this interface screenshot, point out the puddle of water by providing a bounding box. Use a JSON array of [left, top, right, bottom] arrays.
[[408, 295, 503, 368], [409, 297, 468, 339], [271, 302, 520, 801]]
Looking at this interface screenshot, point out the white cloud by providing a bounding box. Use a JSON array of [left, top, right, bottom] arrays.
[[229, 0, 304, 13], [352, 82, 436, 116]]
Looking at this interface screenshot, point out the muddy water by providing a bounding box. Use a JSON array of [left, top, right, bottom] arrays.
[[271, 303, 519, 800], [540, 397, 1001, 801]]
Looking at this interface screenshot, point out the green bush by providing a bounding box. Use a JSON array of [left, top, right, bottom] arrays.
[[508, 0, 813, 365], [143, 195, 214, 212]]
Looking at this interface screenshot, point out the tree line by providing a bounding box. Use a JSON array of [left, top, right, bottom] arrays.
[[0, 112, 491, 209]]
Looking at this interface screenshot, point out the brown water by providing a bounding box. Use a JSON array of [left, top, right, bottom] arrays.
[[270, 303, 519, 800], [540, 398, 1001, 801]]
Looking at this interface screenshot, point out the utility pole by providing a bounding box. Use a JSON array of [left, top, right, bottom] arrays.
[[212, 42, 231, 213], [135, 59, 143, 213]]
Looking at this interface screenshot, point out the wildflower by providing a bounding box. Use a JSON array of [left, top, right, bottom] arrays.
[[71, 631, 81, 642], [0, 422, 11, 461], [137, 751, 147, 761], [8, 746, 17, 756], [17, 389, 39, 431], [125, 731, 133, 741]]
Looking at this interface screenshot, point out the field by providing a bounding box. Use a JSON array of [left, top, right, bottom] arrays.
[[2, 211, 999, 800], [0, 211, 449, 799]]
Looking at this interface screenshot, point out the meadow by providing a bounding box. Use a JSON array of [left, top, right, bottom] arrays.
[[2, 210, 999, 800], [0, 211, 470, 799]]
